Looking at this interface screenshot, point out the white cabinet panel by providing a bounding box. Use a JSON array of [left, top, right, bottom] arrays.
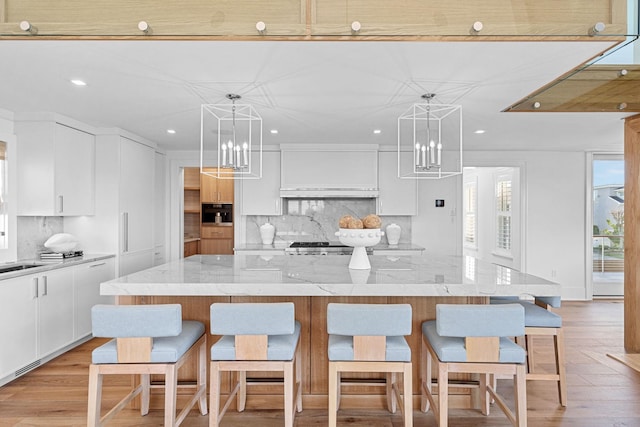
[[120, 138, 154, 255], [280, 148, 377, 190], [241, 151, 282, 215], [16, 120, 95, 216], [0, 274, 38, 379], [378, 152, 417, 215], [37, 268, 74, 357], [73, 258, 116, 339]]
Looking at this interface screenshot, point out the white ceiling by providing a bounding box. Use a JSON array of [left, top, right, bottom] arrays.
[[0, 39, 631, 152]]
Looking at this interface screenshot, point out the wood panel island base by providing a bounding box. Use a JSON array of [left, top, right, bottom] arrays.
[[104, 255, 560, 412]]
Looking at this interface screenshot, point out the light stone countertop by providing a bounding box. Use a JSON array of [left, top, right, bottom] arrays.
[[101, 254, 560, 298], [233, 243, 425, 252], [0, 254, 115, 281]]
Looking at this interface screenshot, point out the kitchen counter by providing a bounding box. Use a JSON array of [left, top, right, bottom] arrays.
[[0, 254, 115, 281], [102, 253, 559, 297], [106, 253, 560, 411], [233, 242, 425, 254]]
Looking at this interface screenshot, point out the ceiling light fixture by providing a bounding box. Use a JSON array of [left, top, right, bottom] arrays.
[[532, 101, 541, 109], [351, 21, 361, 33], [398, 93, 463, 179], [373, 129, 382, 134], [471, 21, 483, 34], [167, 129, 176, 134], [256, 21, 266, 34], [474, 129, 485, 134], [270, 129, 278, 134], [71, 79, 87, 86], [201, 93, 262, 180]]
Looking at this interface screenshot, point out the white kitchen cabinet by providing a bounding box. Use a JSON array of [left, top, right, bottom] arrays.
[[241, 151, 282, 215], [37, 268, 75, 357], [15, 118, 95, 216], [0, 274, 38, 380], [377, 151, 418, 216], [65, 132, 157, 277], [73, 258, 115, 339]]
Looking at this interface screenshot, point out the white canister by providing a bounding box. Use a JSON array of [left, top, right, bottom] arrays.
[[386, 223, 401, 245], [260, 222, 275, 245]]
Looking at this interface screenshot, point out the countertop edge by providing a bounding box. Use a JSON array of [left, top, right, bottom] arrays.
[[0, 254, 116, 281]]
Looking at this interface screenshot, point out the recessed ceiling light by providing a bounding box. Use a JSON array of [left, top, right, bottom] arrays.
[[270, 129, 278, 134], [70, 79, 87, 86], [373, 129, 382, 134], [167, 129, 176, 134], [474, 129, 486, 134]]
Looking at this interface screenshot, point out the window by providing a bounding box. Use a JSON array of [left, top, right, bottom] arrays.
[[463, 180, 477, 248], [495, 172, 512, 255]]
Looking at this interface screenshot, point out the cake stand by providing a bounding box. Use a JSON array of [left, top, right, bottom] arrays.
[[335, 228, 384, 270]]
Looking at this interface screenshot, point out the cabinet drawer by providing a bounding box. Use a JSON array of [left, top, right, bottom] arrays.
[[201, 226, 233, 239]]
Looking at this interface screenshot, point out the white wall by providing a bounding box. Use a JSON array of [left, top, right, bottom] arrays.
[[0, 110, 18, 263]]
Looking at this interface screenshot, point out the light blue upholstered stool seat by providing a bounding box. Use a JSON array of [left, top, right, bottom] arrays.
[[87, 304, 208, 427], [421, 304, 528, 427], [209, 302, 302, 427], [491, 296, 567, 406], [327, 303, 413, 427]]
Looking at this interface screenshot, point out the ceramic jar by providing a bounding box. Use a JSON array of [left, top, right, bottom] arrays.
[[260, 222, 275, 245], [386, 223, 401, 245]]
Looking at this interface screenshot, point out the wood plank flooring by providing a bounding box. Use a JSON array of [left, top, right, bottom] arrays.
[[1, 300, 639, 426]]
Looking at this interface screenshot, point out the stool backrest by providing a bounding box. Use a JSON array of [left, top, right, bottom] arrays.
[[91, 304, 183, 363], [327, 303, 412, 362], [210, 302, 295, 361], [436, 303, 524, 363]]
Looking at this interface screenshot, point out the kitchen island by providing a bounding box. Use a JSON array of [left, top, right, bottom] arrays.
[[102, 254, 559, 410]]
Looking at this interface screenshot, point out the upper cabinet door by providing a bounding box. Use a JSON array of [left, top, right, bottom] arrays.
[[201, 168, 234, 203], [119, 137, 154, 254], [378, 151, 418, 216], [16, 120, 95, 216]]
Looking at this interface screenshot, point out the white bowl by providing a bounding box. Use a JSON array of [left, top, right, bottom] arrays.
[[335, 228, 383, 247]]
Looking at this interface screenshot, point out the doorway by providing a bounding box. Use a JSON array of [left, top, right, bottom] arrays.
[[591, 154, 624, 296], [462, 166, 522, 271]]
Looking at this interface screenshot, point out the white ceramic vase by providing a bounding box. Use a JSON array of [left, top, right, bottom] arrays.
[[259, 223, 275, 245], [386, 223, 401, 245]]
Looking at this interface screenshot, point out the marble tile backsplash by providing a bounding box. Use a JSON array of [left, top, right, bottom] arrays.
[[245, 199, 412, 245], [17, 216, 64, 260]]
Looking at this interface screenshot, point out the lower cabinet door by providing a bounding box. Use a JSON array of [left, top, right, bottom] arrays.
[[0, 275, 38, 379], [38, 268, 75, 358], [74, 258, 116, 339], [200, 238, 234, 255]]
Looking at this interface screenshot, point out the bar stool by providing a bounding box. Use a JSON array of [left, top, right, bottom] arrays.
[[421, 303, 527, 427], [327, 303, 413, 427], [491, 296, 567, 406], [87, 304, 208, 427], [209, 302, 302, 427]]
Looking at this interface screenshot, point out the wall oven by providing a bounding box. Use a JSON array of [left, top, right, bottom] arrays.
[[202, 203, 233, 224]]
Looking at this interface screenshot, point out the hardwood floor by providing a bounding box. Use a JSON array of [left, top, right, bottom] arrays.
[[1, 300, 639, 426]]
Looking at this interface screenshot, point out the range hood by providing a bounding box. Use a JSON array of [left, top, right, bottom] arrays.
[[279, 144, 380, 199], [280, 188, 379, 198]]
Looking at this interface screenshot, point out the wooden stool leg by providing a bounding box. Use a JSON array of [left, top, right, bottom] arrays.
[[164, 365, 178, 427], [140, 373, 150, 416], [210, 363, 221, 427], [387, 372, 397, 413], [87, 365, 102, 427], [328, 362, 339, 427], [295, 344, 303, 412], [555, 328, 568, 407], [403, 363, 413, 427], [237, 371, 247, 412], [438, 362, 449, 427], [284, 361, 294, 427], [420, 339, 431, 413], [514, 363, 528, 427], [198, 339, 208, 415], [480, 373, 490, 415], [525, 335, 535, 373]]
